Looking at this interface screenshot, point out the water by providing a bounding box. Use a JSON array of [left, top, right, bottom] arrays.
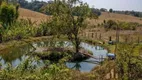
[[0, 41, 108, 72], [66, 43, 108, 72]]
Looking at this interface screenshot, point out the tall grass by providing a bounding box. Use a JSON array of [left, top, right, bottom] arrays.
[[1, 19, 54, 42]]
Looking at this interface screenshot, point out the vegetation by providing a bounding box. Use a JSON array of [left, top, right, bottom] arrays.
[[104, 20, 140, 30], [113, 10, 142, 17], [116, 44, 142, 80], [0, 0, 142, 80], [0, 1, 19, 43], [109, 8, 113, 13], [0, 58, 78, 80], [45, 0, 97, 54], [0, 2, 19, 28]]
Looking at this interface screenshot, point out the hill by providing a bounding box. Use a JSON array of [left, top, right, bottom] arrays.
[[18, 8, 142, 26], [18, 8, 50, 24], [88, 12, 142, 26], [85, 12, 142, 43]]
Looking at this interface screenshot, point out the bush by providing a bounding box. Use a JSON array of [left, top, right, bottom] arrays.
[[0, 2, 19, 28], [2, 19, 36, 41], [104, 20, 139, 30]]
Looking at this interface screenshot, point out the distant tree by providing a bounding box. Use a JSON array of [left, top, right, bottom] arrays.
[[104, 20, 117, 29], [100, 8, 107, 12], [91, 8, 101, 16], [109, 8, 113, 13]]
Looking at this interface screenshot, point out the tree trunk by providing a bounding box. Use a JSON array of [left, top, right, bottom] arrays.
[[0, 33, 2, 43], [0, 1, 2, 6], [75, 42, 79, 53], [75, 35, 80, 53]]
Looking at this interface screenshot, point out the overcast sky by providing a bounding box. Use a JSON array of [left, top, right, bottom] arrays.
[[27, 0, 142, 11]]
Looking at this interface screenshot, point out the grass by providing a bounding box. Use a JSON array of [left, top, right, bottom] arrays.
[[0, 36, 53, 51], [88, 12, 142, 26], [18, 8, 142, 26], [18, 8, 50, 25]]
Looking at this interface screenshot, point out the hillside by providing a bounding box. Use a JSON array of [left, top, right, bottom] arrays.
[[18, 8, 50, 24], [85, 12, 142, 43], [88, 12, 142, 26], [18, 8, 142, 26]]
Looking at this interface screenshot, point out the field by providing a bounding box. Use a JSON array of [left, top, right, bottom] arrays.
[[18, 8, 50, 24], [19, 8, 142, 25], [85, 12, 142, 43], [88, 12, 142, 26]]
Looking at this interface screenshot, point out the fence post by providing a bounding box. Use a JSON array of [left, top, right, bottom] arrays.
[[109, 36, 112, 41], [88, 33, 89, 38], [92, 33, 94, 38], [99, 33, 102, 40]]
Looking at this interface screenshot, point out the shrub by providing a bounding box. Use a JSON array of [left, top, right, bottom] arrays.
[[0, 2, 19, 28], [2, 19, 35, 41]]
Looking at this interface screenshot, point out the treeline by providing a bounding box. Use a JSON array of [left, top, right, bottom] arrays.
[[18, 0, 50, 13], [113, 10, 142, 17], [100, 8, 142, 18]]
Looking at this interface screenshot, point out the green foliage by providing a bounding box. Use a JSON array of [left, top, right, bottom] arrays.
[[0, 58, 84, 80], [0, 2, 19, 28], [46, 0, 96, 53], [40, 21, 56, 36], [0, 18, 56, 42], [2, 19, 36, 41], [104, 20, 139, 30], [104, 20, 117, 30], [116, 44, 142, 80]]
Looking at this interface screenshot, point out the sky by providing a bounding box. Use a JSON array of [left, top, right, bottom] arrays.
[[27, 0, 142, 12]]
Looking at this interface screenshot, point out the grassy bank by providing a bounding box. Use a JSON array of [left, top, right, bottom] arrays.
[[0, 36, 53, 51], [82, 38, 116, 53]]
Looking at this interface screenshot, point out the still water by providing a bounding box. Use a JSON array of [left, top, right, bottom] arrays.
[[0, 41, 108, 72]]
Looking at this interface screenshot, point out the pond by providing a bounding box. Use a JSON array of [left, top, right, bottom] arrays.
[[0, 41, 108, 72], [66, 42, 108, 72]]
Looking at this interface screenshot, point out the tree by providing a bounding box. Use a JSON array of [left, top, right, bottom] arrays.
[[0, 1, 19, 43], [109, 8, 113, 13], [0, 2, 19, 29], [91, 8, 101, 16], [0, 27, 2, 43], [45, 0, 96, 54], [100, 8, 107, 12], [104, 20, 117, 29]]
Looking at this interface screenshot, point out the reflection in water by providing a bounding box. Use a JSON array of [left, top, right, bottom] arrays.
[[72, 62, 81, 71], [66, 43, 108, 72], [0, 41, 108, 72]]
